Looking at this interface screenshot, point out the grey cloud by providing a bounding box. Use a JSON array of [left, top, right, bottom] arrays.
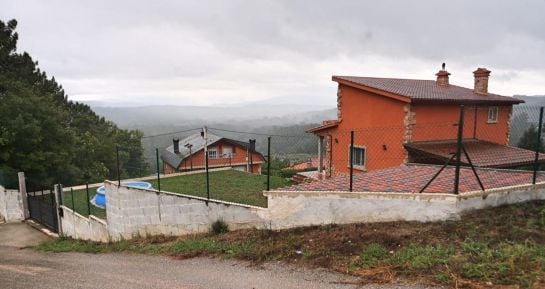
[[1, 0, 545, 105]]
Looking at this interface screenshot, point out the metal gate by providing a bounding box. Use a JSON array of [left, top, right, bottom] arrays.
[[27, 188, 58, 232]]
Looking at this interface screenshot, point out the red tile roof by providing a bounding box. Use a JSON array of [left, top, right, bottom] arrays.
[[307, 120, 339, 133], [405, 139, 545, 168], [333, 76, 524, 105], [276, 164, 544, 194]]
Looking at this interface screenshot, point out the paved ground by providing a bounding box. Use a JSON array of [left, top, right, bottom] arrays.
[[0, 222, 51, 247], [0, 222, 438, 289]]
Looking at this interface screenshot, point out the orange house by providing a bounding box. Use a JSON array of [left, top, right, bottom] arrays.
[[309, 67, 532, 177], [161, 132, 265, 174]]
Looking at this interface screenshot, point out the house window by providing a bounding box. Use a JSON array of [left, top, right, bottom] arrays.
[[488, 107, 498, 123], [349, 146, 366, 169], [208, 148, 218, 159], [222, 146, 233, 158]]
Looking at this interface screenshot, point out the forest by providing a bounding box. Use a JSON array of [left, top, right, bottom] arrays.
[[0, 19, 148, 190]]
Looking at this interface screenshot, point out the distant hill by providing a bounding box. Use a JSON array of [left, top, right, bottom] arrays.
[[90, 104, 336, 129], [514, 95, 545, 106], [87, 103, 336, 164]]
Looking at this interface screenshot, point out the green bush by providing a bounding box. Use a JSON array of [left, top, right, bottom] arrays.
[[279, 169, 299, 178], [210, 219, 229, 235]]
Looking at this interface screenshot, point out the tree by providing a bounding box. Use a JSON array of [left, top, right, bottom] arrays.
[[0, 19, 149, 189], [517, 124, 545, 152]]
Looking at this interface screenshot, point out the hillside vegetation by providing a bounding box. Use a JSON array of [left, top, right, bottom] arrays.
[[38, 201, 545, 288], [0, 19, 148, 189]]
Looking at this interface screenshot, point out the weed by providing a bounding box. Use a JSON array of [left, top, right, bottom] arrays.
[[210, 219, 229, 235]]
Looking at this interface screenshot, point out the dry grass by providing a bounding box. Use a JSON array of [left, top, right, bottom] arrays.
[[37, 201, 545, 288]]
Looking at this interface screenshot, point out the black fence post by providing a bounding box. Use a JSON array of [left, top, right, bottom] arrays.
[[350, 130, 354, 192], [533, 107, 544, 184], [205, 151, 210, 201], [267, 136, 271, 191], [70, 188, 75, 210], [85, 182, 91, 216], [155, 148, 161, 192], [454, 105, 465, 195], [116, 146, 121, 186]]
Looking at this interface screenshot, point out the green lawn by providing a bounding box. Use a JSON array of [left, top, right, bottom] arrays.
[[61, 170, 292, 217], [62, 187, 106, 219], [149, 170, 292, 207]]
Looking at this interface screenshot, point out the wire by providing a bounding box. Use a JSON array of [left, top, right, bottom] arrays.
[[207, 127, 313, 138], [141, 128, 202, 139]]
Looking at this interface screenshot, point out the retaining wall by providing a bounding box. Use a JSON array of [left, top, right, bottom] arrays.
[[57, 179, 545, 242], [104, 181, 268, 240], [264, 182, 545, 229], [60, 206, 109, 242], [0, 186, 25, 222]]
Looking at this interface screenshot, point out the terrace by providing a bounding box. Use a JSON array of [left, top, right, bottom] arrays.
[[279, 164, 545, 194]]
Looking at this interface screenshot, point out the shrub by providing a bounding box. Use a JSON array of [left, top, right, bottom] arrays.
[[279, 169, 298, 178], [210, 219, 229, 235]]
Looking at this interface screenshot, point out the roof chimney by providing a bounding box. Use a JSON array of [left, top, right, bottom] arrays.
[[435, 63, 450, 86], [173, 138, 180, 154], [473, 68, 491, 95], [248, 139, 256, 151]]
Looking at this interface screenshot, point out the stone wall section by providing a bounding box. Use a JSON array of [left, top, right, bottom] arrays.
[[104, 181, 268, 240], [60, 206, 109, 242], [57, 179, 545, 242], [402, 104, 416, 163], [0, 186, 25, 222], [265, 182, 545, 230]]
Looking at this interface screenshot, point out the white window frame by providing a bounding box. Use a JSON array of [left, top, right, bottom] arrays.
[[208, 147, 218, 159], [487, 106, 499, 123], [347, 145, 367, 171]]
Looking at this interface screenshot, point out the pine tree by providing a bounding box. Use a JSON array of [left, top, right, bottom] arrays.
[[0, 19, 149, 189], [517, 124, 545, 152]]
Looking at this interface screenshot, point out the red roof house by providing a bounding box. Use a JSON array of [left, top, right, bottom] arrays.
[[309, 66, 538, 177]]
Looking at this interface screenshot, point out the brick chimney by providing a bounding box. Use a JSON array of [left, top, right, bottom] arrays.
[[173, 138, 180, 154], [436, 69, 450, 86], [473, 68, 491, 95]]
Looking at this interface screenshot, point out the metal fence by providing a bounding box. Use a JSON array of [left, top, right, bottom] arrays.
[[323, 105, 545, 194], [43, 104, 545, 217]]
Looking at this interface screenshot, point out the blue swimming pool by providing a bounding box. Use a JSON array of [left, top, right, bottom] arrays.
[[91, 182, 153, 209]]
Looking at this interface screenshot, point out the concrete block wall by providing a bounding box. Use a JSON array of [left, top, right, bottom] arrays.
[[264, 191, 459, 229], [60, 206, 109, 242], [265, 183, 545, 229], [104, 181, 268, 240], [0, 186, 25, 222], [58, 180, 545, 242]]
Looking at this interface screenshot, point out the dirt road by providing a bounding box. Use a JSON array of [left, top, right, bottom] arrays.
[[0, 223, 437, 289]]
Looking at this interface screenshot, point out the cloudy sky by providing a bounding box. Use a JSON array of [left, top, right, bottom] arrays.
[[2, 0, 545, 107]]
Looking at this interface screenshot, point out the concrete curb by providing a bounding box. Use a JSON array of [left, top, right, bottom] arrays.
[[25, 219, 59, 238]]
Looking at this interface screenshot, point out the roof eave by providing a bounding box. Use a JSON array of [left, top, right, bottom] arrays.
[[307, 122, 339, 133], [410, 98, 524, 105], [332, 76, 412, 104]]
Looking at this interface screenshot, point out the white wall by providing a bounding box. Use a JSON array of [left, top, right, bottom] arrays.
[[60, 206, 109, 242], [265, 191, 459, 229], [0, 186, 25, 222], [265, 183, 545, 229], [104, 182, 268, 240], [57, 179, 545, 242]]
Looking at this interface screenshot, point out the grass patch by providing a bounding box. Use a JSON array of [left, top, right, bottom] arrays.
[[149, 170, 292, 207], [60, 169, 290, 217], [37, 201, 545, 288], [62, 188, 106, 219]]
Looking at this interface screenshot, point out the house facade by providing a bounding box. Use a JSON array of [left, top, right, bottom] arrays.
[[309, 67, 527, 176], [161, 133, 265, 174]]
